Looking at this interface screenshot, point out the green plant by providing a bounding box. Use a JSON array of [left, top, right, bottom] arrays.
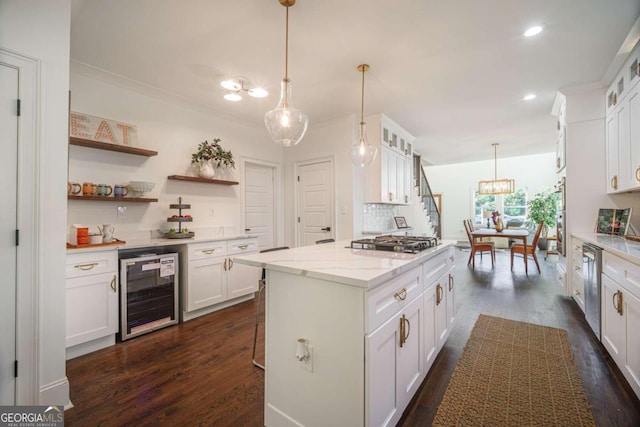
[[527, 189, 558, 237], [191, 138, 235, 168]]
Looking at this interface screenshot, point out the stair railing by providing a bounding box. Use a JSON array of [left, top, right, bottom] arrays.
[[414, 154, 441, 239]]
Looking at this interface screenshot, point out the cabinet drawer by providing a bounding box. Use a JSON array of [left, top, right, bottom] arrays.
[[571, 270, 585, 313], [603, 251, 640, 300], [422, 249, 452, 290], [366, 266, 422, 333], [66, 250, 118, 279], [188, 241, 227, 261], [228, 238, 259, 255]]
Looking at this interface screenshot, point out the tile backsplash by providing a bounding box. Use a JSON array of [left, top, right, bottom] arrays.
[[363, 204, 398, 232]]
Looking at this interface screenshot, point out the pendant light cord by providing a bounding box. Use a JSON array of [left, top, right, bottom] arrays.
[[285, 5, 289, 81], [494, 144, 498, 180], [360, 67, 365, 124]]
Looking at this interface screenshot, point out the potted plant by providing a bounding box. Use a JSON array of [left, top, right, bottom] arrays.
[[191, 138, 235, 178], [526, 189, 558, 250]]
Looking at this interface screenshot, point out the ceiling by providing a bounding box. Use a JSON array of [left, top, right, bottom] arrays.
[[70, 0, 640, 165]]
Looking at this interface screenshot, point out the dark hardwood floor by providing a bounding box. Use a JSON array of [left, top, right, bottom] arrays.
[[65, 248, 640, 426]]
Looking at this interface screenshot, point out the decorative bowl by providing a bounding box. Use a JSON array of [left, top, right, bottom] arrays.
[[128, 181, 155, 196]]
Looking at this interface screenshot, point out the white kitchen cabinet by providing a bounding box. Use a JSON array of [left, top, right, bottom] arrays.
[[180, 238, 259, 321], [568, 238, 586, 312], [65, 250, 119, 359], [364, 114, 414, 205]]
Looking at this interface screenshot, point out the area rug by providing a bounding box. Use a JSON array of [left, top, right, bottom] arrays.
[[433, 314, 595, 426]]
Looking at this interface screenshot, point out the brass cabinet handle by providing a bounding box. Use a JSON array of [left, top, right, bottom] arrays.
[[575, 266, 581, 271], [202, 249, 215, 254], [74, 262, 98, 270], [557, 120, 560, 131], [636, 62, 640, 77], [394, 288, 407, 301], [399, 314, 411, 348], [388, 192, 393, 201], [448, 274, 454, 291], [450, 255, 455, 262], [613, 290, 623, 316], [614, 92, 618, 106], [229, 258, 234, 270], [110, 275, 116, 293], [635, 166, 640, 182], [611, 175, 618, 190], [404, 195, 408, 203], [223, 258, 227, 271], [238, 244, 249, 250], [574, 289, 581, 296], [436, 283, 443, 305]]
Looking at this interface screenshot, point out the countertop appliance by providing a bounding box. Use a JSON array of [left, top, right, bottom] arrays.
[[583, 243, 603, 339], [350, 235, 439, 253], [119, 251, 179, 340]]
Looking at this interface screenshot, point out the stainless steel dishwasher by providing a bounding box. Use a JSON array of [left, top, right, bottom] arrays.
[[583, 243, 603, 339]]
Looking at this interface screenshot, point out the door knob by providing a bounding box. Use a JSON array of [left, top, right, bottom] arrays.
[[321, 227, 331, 232]]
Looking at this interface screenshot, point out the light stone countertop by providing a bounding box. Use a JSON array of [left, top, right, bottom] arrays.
[[572, 232, 640, 265], [233, 239, 456, 289]]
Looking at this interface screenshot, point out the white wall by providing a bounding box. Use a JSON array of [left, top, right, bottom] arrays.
[[424, 152, 557, 241], [69, 68, 282, 238], [0, 0, 71, 405], [283, 114, 357, 246]]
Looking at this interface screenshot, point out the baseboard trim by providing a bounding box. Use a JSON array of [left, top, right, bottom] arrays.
[[39, 377, 69, 406]]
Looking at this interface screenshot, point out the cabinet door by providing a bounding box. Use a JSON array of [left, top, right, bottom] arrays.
[[423, 284, 437, 373], [628, 85, 640, 188], [395, 152, 404, 205], [387, 150, 398, 203], [185, 256, 226, 311], [434, 274, 448, 349], [367, 314, 401, 427], [397, 295, 424, 410], [624, 288, 640, 397], [404, 155, 413, 205], [446, 272, 455, 328], [571, 270, 585, 313], [66, 272, 118, 348], [380, 147, 392, 203], [601, 274, 625, 367], [227, 256, 260, 299], [617, 95, 632, 190], [606, 112, 619, 193]]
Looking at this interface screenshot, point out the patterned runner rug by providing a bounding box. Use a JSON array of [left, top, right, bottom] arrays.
[[433, 314, 595, 426]]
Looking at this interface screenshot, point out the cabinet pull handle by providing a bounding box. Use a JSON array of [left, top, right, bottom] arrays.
[[229, 258, 234, 270], [436, 283, 443, 305], [75, 262, 98, 270], [399, 314, 410, 348], [388, 192, 393, 201], [450, 255, 455, 262], [202, 249, 215, 254], [575, 266, 581, 271], [448, 274, 454, 291], [636, 62, 640, 77], [224, 258, 228, 271], [614, 93, 618, 106], [394, 288, 407, 301], [238, 244, 249, 250], [575, 289, 581, 296], [404, 195, 409, 203], [635, 166, 640, 182], [611, 175, 618, 190], [613, 290, 623, 316], [110, 275, 117, 292]]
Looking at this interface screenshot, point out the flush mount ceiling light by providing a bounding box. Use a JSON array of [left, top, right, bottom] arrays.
[[524, 25, 543, 37], [264, 0, 309, 146], [522, 93, 536, 101], [478, 143, 515, 194], [351, 64, 378, 167], [220, 77, 268, 102]]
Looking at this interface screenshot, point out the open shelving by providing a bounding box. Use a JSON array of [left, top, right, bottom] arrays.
[[167, 175, 239, 185], [67, 195, 158, 203], [69, 137, 158, 157]]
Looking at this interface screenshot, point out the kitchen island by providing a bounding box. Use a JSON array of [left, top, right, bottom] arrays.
[[234, 239, 457, 427]]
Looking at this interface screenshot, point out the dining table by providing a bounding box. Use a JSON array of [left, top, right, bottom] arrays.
[[470, 228, 531, 272]]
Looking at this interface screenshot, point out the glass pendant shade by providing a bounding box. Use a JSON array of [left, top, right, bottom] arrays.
[[351, 122, 378, 167], [264, 79, 308, 146]]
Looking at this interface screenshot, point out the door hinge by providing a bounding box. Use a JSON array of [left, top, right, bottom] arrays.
[[15, 229, 19, 246], [14, 360, 18, 377], [17, 99, 21, 116]]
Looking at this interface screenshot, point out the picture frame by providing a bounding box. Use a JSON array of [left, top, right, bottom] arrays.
[[394, 216, 409, 229], [595, 208, 632, 236]]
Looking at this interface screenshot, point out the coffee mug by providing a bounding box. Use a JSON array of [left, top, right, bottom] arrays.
[[114, 185, 129, 197], [68, 182, 81, 195], [97, 184, 113, 196], [82, 182, 98, 196]]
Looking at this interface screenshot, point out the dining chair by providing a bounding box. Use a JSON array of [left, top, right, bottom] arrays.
[[510, 221, 544, 274], [252, 246, 290, 370], [463, 219, 495, 269]]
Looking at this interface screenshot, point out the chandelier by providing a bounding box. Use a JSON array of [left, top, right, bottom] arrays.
[[477, 143, 515, 194], [264, 0, 308, 146], [220, 77, 268, 102]]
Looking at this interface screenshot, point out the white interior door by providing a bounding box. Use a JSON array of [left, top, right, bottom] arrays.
[[0, 62, 18, 404], [244, 163, 275, 251], [297, 160, 333, 246]]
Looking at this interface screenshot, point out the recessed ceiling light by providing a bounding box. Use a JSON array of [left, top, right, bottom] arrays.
[[523, 94, 536, 101], [224, 92, 242, 102], [524, 26, 543, 37]]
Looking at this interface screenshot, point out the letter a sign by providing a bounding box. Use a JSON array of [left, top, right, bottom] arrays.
[[70, 112, 138, 147]]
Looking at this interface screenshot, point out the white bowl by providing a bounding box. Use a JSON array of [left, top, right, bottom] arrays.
[[128, 181, 155, 196]]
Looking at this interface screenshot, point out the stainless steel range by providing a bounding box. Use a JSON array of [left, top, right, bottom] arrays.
[[350, 235, 439, 253]]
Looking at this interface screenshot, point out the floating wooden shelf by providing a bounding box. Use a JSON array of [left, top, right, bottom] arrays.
[[68, 195, 158, 203], [167, 175, 239, 185], [69, 137, 158, 157]]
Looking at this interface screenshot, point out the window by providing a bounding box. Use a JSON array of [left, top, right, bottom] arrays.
[[473, 189, 527, 226]]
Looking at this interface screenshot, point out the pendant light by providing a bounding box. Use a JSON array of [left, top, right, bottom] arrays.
[[478, 143, 515, 194], [351, 64, 378, 167], [264, 0, 308, 146]]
